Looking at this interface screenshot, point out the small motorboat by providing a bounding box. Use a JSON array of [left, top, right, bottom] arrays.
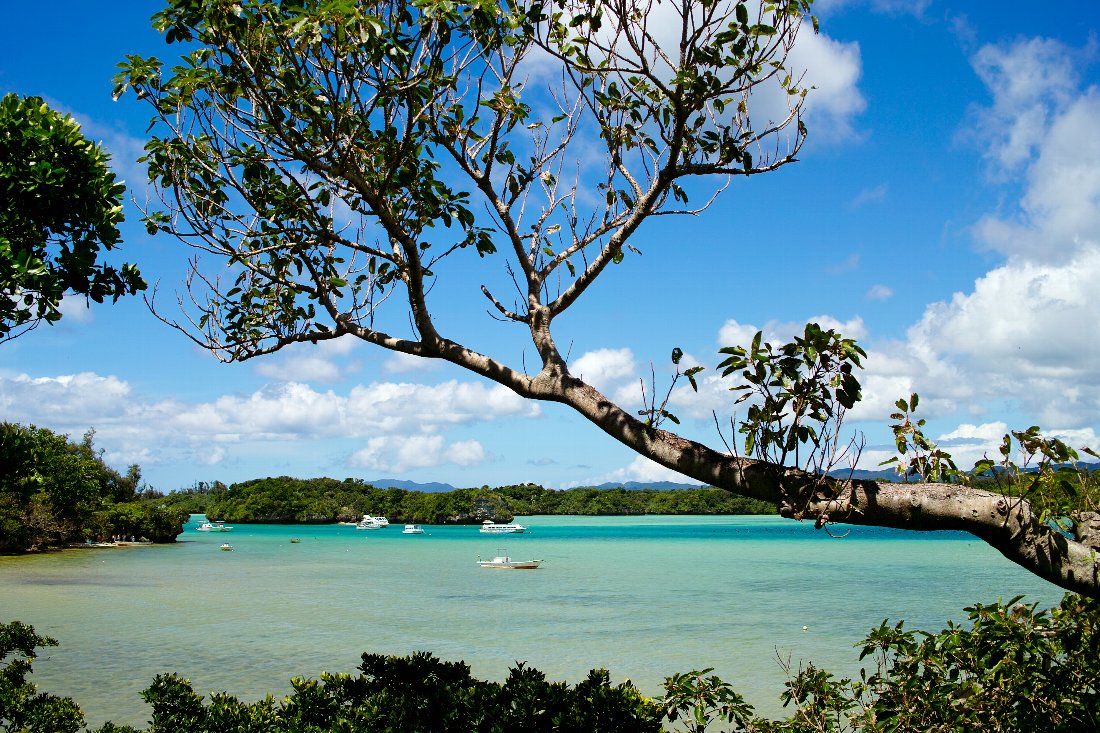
[[289, 538, 301, 543], [477, 554, 542, 569], [220, 543, 233, 551], [479, 520, 527, 534], [402, 524, 425, 534]]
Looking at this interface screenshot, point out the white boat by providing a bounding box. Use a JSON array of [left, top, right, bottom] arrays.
[[402, 524, 425, 534], [374, 516, 390, 527], [196, 521, 233, 532], [479, 520, 527, 534], [220, 543, 233, 551], [356, 515, 386, 530], [477, 554, 542, 569]]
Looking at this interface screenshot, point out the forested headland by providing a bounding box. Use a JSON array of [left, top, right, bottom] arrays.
[[0, 423, 187, 552], [163, 477, 777, 525]]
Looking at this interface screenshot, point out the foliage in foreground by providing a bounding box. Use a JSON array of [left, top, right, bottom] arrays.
[[5, 593, 1099, 732], [0, 423, 187, 551], [0, 93, 144, 342]]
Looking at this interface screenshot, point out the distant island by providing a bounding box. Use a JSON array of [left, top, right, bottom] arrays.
[[161, 477, 777, 525]]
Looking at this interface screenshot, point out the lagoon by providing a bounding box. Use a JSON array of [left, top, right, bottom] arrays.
[[0, 514, 1065, 729]]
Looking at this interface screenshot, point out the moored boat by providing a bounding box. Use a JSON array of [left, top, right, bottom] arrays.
[[402, 524, 425, 534], [356, 515, 386, 530], [220, 543, 233, 551], [196, 521, 233, 532], [479, 520, 527, 534], [476, 554, 542, 569]]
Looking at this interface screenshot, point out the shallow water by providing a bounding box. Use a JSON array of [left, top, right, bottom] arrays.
[[0, 515, 1064, 728]]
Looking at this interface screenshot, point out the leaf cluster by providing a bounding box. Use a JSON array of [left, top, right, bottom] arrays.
[[0, 94, 145, 342], [880, 395, 1100, 541], [878, 393, 959, 483], [718, 323, 864, 470], [0, 621, 84, 733]]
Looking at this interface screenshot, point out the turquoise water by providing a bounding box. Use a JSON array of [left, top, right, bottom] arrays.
[[0, 515, 1065, 728]]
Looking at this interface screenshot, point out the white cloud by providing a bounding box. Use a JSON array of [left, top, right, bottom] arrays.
[[349, 435, 487, 472], [847, 38, 1100, 439], [927, 422, 1100, 473], [67, 110, 153, 197], [57, 295, 95, 324], [252, 337, 360, 383], [788, 30, 866, 143], [718, 315, 866, 349], [966, 38, 1080, 173], [974, 90, 1100, 262], [571, 348, 636, 392], [382, 351, 439, 374], [865, 284, 893, 301], [0, 372, 538, 475], [598, 455, 702, 486], [851, 184, 888, 208], [0, 372, 132, 424], [815, 0, 931, 15]]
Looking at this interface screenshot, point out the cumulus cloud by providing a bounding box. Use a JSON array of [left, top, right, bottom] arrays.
[[788, 30, 866, 143], [973, 90, 1100, 262], [597, 455, 703, 486], [382, 351, 440, 374], [0, 372, 133, 424], [571, 347, 636, 392], [965, 38, 1081, 173], [717, 315, 867, 349], [848, 37, 1100, 439], [252, 337, 361, 383], [349, 435, 487, 472], [0, 372, 538, 474]]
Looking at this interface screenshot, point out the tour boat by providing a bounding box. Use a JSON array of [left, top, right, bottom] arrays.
[[356, 515, 386, 530], [402, 524, 425, 534], [479, 520, 527, 534], [196, 521, 233, 532], [476, 554, 542, 569]]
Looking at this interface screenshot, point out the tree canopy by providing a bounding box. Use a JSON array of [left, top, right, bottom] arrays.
[[0, 423, 187, 551], [116, 0, 1100, 597], [0, 94, 145, 342], [162, 476, 775, 523]]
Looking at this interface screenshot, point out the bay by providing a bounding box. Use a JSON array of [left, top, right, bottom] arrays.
[[0, 514, 1065, 729]]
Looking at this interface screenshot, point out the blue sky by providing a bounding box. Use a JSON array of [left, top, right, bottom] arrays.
[[2, 1, 1099, 492]]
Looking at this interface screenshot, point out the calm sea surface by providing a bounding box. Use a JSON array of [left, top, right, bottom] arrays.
[[0, 515, 1065, 728]]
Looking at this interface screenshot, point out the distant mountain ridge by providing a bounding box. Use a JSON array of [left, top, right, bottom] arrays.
[[366, 478, 457, 493], [365, 479, 707, 492], [590, 481, 706, 491]]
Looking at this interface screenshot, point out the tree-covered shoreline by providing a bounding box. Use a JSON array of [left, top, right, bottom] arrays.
[[0, 423, 187, 553], [164, 477, 777, 525]]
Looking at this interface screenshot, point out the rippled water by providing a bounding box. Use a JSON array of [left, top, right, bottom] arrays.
[[0, 515, 1064, 728]]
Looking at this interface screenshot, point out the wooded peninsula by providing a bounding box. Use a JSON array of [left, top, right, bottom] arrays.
[[165, 476, 777, 525]]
